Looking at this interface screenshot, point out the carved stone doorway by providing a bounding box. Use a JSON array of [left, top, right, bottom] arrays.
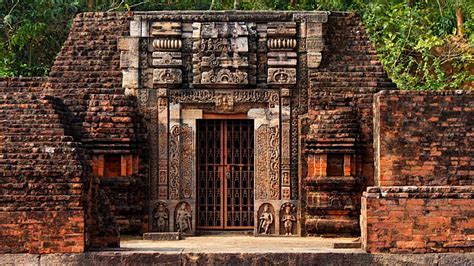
[[196, 119, 255, 230]]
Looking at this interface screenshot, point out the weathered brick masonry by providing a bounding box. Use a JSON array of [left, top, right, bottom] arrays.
[[361, 186, 474, 253], [361, 90, 474, 253], [374, 90, 473, 186], [0, 78, 85, 253], [302, 12, 396, 235], [45, 13, 147, 237]]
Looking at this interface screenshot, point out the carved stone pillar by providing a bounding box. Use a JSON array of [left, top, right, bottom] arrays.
[[281, 88, 292, 200], [157, 88, 169, 200]]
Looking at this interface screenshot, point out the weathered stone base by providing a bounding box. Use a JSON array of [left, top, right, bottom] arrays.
[[143, 232, 182, 241], [1, 252, 473, 265]]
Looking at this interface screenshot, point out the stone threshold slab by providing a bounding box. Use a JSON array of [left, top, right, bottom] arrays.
[[1, 252, 473, 266]]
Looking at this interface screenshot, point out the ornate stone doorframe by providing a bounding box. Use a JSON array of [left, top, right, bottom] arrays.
[[117, 11, 328, 236]]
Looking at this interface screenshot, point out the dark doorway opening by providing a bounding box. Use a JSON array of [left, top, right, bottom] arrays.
[[196, 119, 255, 230]]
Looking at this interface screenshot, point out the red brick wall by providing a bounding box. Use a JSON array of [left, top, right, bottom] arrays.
[[0, 79, 86, 253], [361, 186, 474, 253], [374, 90, 474, 186], [0, 211, 84, 253]]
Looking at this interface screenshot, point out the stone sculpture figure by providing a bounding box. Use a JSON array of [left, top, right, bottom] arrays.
[[258, 204, 274, 234], [154, 204, 169, 232], [281, 205, 296, 235], [176, 204, 192, 233]]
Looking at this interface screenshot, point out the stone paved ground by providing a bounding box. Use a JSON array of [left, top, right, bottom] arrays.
[[120, 235, 362, 253]]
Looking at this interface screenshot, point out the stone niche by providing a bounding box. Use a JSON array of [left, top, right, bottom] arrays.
[[118, 11, 328, 236]]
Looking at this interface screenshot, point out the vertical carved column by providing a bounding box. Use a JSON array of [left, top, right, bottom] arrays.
[[281, 88, 291, 200], [256, 23, 268, 84], [168, 103, 181, 200], [157, 88, 169, 200]]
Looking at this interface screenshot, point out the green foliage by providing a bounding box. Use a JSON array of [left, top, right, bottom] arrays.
[[0, 0, 81, 76], [362, 0, 473, 90], [0, 0, 472, 89]]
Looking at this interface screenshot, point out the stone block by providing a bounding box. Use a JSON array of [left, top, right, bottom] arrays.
[[150, 22, 182, 37], [118, 37, 139, 52], [122, 69, 139, 89], [120, 51, 139, 69], [306, 22, 323, 38], [143, 232, 183, 241]]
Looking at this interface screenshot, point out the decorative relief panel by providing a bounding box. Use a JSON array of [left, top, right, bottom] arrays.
[[192, 22, 256, 86], [169, 124, 193, 200], [169, 125, 180, 200], [179, 124, 193, 199], [257, 203, 275, 235], [255, 124, 280, 200], [150, 22, 183, 86], [169, 89, 279, 109], [269, 126, 280, 199], [255, 124, 269, 200], [280, 203, 297, 236], [267, 22, 297, 86], [175, 202, 193, 233], [153, 68, 182, 84], [152, 52, 182, 67], [268, 68, 297, 84], [153, 201, 169, 232]]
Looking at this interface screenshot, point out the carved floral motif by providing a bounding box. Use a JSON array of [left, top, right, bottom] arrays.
[[169, 124, 193, 200], [268, 68, 296, 84], [192, 22, 254, 86]]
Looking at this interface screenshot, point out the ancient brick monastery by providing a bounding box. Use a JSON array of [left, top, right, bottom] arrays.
[[0, 11, 472, 256]]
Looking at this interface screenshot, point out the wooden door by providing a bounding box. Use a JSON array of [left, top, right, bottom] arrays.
[[196, 119, 254, 230]]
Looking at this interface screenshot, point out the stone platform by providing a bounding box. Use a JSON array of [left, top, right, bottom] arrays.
[[1, 236, 472, 265]]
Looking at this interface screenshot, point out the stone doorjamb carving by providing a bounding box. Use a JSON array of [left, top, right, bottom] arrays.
[[118, 11, 328, 233]]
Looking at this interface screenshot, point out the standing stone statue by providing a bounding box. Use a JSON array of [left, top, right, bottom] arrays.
[[176, 204, 192, 233], [281, 205, 296, 236], [258, 204, 274, 234], [155, 204, 169, 232]]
